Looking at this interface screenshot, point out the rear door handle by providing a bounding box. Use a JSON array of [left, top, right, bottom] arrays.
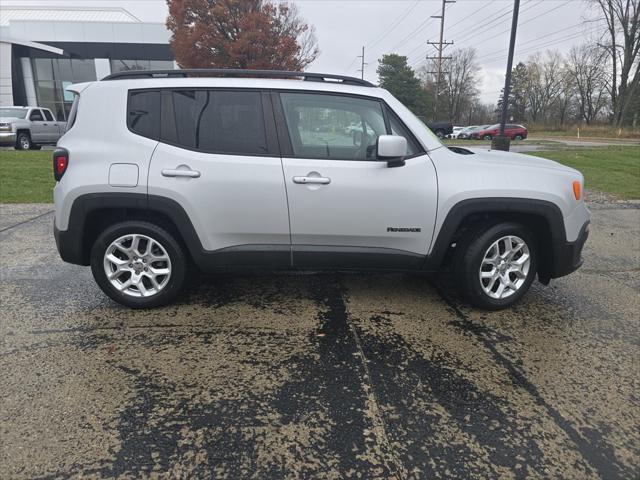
[[293, 176, 331, 185], [162, 169, 200, 178]]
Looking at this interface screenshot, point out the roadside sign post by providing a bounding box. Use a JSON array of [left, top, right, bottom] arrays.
[[492, 0, 520, 152]]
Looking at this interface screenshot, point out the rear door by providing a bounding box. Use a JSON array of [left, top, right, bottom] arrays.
[[28, 109, 46, 142], [275, 91, 438, 269], [146, 88, 291, 267]]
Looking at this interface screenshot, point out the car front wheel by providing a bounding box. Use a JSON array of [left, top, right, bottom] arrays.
[[16, 132, 31, 150], [514, 134, 523, 140], [454, 222, 537, 309], [90, 221, 188, 308], [483, 134, 493, 140]]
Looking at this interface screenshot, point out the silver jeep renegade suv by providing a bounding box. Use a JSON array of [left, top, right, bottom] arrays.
[[53, 69, 590, 310]]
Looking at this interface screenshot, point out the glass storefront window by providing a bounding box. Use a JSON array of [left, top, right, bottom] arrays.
[[110, 59, 174, 73], [31, 57, 97, 121]]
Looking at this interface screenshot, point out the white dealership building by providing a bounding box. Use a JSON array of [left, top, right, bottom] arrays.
[[0, 6, 176, 120]]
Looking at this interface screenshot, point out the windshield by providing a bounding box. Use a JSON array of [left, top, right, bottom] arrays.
[[0, 108, 27, 119], [406, 111, 442, 148]]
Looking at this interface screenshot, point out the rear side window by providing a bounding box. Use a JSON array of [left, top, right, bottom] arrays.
[[66, 94, 80, 130], [128, 90, 160, 140], [43, 110, 54, 121], [165, 89, 268, 155]]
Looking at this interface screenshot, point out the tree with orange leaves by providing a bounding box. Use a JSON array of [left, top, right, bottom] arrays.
[[166, 0, 319, 71]]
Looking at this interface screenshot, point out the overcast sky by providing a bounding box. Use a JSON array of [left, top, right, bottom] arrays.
[[6, 0, 603, 104]]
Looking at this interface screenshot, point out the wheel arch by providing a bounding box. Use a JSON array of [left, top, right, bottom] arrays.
[[56, 193, 203, 266], [423, 197, 566, 281]]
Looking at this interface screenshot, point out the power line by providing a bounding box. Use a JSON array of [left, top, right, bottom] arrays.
[[446, 0, 497, 32], [458, 0, 573, 50], [479, 25, 602, 64], [364, 0, 421, 51], [475, 20, 596, 61]]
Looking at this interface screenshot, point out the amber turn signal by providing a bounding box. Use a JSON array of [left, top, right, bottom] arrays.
[[572, 181, 581, 201]]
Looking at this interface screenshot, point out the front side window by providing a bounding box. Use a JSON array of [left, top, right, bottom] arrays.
[[280, 93, 387, 160], [43, 110, 54, 121], [128, 90, 160, 140], [166, 89, 268, 155], [30, 110, 44, 121]]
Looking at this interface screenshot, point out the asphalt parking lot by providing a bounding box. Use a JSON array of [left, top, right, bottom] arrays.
[[1, 199, 638, 479]]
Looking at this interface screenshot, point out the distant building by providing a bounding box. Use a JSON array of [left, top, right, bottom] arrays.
[[0, 6, 176, 120]]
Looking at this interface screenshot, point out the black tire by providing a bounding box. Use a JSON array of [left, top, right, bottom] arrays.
[[483, 134, 493, 140], [514, 134, 523, 141], [15, 132, 31, 150], [90, 221, 188, 308], [454, 222, 537, 310], [435, 129, 445, 138]]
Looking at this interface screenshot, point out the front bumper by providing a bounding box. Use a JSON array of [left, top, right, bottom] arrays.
[[0, 132, 16, 146], [545, 221, 590, 281]]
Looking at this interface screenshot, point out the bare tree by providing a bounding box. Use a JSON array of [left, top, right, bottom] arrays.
[[594, 0, 640, 125], [567, 44, 610, 124], [524, 50, 564, 123], [553, 66, 576, 126], [438, 48, 480, 123]]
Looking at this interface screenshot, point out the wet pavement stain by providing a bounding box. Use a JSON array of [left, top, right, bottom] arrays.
[[435, 286, 629, 479], [1, 204, 639, 479]]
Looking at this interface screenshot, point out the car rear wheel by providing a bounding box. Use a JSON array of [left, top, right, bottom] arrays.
[[483, 134, 493, 140], [15, 132, 31, 150], [90, 221, 187, 308], [454, 222, 537, 310]]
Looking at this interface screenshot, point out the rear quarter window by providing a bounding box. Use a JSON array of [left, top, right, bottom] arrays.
[[128, 90, 160, 140]]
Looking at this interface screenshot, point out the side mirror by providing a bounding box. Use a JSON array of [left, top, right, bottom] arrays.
[[377, 135, 407, 168]]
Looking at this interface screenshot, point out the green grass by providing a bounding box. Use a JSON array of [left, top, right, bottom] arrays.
[[1, 146, 638, 203], [530, 146, 640, 199], [0, 150, 54, 203], [443, 138, 561, 146]]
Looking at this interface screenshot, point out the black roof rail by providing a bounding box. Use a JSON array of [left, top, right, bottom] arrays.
[[101, 68, 375, 87]]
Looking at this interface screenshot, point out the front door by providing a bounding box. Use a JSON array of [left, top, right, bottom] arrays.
[[276, 91, 438, 269], [146, 89, 290, 268]]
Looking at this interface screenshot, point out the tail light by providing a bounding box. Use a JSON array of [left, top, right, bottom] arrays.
[[53, 148, 69, 181]]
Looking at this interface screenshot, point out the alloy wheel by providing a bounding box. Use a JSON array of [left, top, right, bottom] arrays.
[[103, 234, 172, 298], [479, 235, 530, 299], [19, 135, 31, 150]]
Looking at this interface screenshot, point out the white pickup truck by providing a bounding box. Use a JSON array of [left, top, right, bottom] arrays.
[[0, 106, 67, 150]]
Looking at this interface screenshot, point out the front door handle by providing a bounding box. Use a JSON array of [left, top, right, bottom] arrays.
[[293, 176, 331, 185], [162, 168, 201, 178]]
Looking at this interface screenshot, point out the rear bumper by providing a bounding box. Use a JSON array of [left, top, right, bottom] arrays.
[[547, 221, 590, 280], [0, 132, 16, 146], [54, 223, 87, 265]]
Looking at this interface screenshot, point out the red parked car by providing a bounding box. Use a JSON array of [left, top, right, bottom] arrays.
[[471, 123, 528, 140]]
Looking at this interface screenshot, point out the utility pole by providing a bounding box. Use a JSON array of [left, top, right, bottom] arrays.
[[493, 0, 520, 151], [357, 46, 367, 80], [426, 0, 455, 120]]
